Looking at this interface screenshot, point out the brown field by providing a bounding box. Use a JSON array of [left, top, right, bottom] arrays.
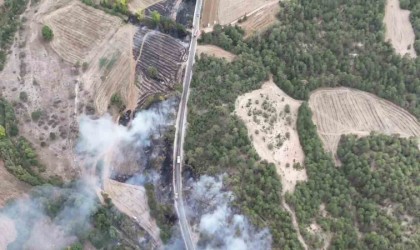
[[0, 162, 30, 207], [0, 215, 17, 249], [218, 0, 275, 25], [236, 80, 307, 194], [201, 0, 220, 28], [309, 88, 420, 156], [238, 2, 280, 38], [104, 179, 162, 247], [82, 24, 139, 114], [196, 45, 235, 62], [384, 0, 417, 58], [43, 1, 122, 64], [128, 0, 163, 13]]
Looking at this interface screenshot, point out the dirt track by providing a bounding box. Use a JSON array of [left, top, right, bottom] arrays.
[[384, 0, 417, 58], [309, 88, 420, 156]]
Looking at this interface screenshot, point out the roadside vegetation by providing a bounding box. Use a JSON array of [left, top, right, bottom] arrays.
[[191, 0, 420, 248]]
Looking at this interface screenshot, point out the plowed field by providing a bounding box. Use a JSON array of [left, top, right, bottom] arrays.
[[309, 88, 420, 154], [43, 1, 121, 64]]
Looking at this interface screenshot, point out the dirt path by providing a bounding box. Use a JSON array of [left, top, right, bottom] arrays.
[[282, 201, 308, 250], [384, 0, 417, 58]]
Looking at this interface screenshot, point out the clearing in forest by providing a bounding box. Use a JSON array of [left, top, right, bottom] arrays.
[[309, 88, 420, 156], [384, 0, 417, 58], [236, 80, 307, 194], [196, 45, 235, 62], [238, 2, 280, 38], [128, 0, 163, 13], [43, 1, 122, 64], [103, 179, 162, 247]]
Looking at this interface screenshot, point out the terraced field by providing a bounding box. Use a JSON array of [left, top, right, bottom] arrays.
[[309, 88, 420, 154], [133, 28, 187, 106], [128, 0, 163, 12], [43, 1, 121, 64]]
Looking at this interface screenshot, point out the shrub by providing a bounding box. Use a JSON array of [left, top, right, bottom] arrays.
[[147, 66, 159, 79], [82, 62, 89, 72], [41, 25, 54, 41], [49, 132, 56, 140], [31, 110, 43, 121], [19, 91, 28, 102]]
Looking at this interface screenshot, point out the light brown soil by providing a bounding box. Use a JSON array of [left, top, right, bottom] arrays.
[[81, 24, 139, 114], [0, 215, 17, 249], [238, 2, 280, 38], [236, 80, 308, 249], [384, 0, 417, 58], [309, 88, 420, 156], [0, 0, 86, 181], [218, 0, 275, 25], [236, 80, 307, 193], [43, 1, 122, 64], [0, 161, 30, 207], [196, 45, 235, 62], [201, 0, 220, 28], [103, 179, 162, 247], [128, 0, 163, 13], [0, 0, 4, 6]]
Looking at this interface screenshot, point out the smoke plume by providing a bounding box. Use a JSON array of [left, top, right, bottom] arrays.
[[0, 99, 177, 249]]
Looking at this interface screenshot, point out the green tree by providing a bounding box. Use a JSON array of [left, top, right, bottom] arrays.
[[151, 11, 161, 27], [41, 25, 54, 41]]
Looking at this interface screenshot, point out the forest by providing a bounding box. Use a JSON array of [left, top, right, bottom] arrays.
[[200, 0, 420, 118], [189, 0, 420, 248]]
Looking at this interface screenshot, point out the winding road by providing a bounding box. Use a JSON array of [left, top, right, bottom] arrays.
[[172, 0, 202, 249]]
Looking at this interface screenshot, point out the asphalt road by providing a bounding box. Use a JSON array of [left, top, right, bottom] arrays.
[[173, 0, 202, 249]]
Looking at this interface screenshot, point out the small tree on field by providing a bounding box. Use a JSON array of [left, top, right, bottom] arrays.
[[151, 11, 161, 27], [42, 25, 54, 41], [20, 91, 28, 102], [284, 104, 290, 114], [147, 66, 159, 79]]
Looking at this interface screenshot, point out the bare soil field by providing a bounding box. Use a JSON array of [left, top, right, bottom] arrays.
[[236, 80, 308, 249], [201, 0, 220, 28], [0, 161, 30, 207], [104, 179, 162, 247], [0, 215, 17, 249], [236, 80, 307, 194], [133, 28, 187, 106], [82, 24, 139, 114], [309, 88, 420, 156], [218, 0, 275, 25], [128, 0, 163, 13], [43, 1, 122, 64], [0, 1, 88, 181], [384, 0, 417, 58], [238, 2, 280, 38], [196, 45, 235, 62], [0, 0, 4, 6]]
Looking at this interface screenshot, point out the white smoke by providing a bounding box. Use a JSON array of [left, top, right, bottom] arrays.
[[177, 175, 272, 250], [0, 98, 178, 249]]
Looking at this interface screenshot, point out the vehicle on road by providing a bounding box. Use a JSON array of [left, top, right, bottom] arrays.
[[177, 155, 181, 164], [174, 192, 179, 199]]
